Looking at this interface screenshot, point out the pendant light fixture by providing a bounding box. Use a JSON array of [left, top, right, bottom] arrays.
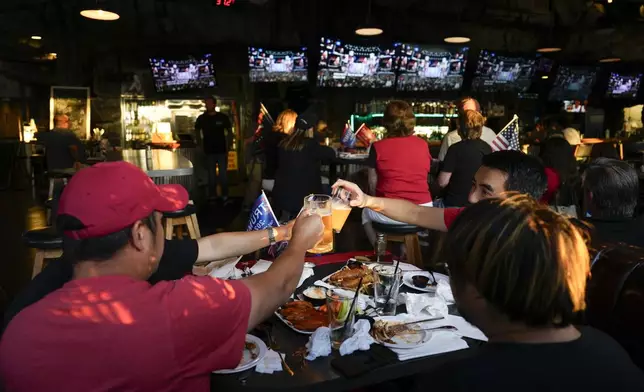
[[80, 0, 120, 21], [443, 13, 470, 44], [599, 56, 621, 63], [355, 0, 383, 36]]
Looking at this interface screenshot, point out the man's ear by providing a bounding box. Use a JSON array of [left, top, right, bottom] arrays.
[[130, 221, 146, 252]]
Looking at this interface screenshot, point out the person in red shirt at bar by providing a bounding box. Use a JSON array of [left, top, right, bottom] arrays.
[[539, 136, 580, 215], [333, 150, 547, 231], [0, 162, 323, 392], [362, 100, 432, 244]]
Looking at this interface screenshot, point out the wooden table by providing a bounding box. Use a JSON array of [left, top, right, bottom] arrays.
[[210, 261, 482, 392]]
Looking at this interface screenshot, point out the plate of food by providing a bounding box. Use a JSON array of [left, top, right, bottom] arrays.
[[213, 334, 267, 374], [402, 271, 448, 293], [322, 260, 375, 294], [275, 300, 329, 334], [370, 320, 432, 349]]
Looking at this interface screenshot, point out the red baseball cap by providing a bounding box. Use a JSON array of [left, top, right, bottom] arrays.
[[58, 161, 189, 239]]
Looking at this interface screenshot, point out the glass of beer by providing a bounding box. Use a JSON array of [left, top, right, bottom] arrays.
[[303, 194, 333, 254], [331, 197, 351, 233]]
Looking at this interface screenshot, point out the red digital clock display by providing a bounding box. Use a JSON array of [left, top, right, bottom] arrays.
[[216, 0, 235, 6]]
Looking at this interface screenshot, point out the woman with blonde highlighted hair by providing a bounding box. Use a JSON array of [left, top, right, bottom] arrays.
[[262, 109, 297, 192], [416, 194, 644, 390]]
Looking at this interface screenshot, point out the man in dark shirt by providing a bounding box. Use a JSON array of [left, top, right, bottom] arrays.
[[416, 195, 644, 391], [36, 114, 86, 170], [581, 158, 644, 247], [195, 97, 233, 202]]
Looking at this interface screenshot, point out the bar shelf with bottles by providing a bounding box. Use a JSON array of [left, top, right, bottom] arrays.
[[350, 99, 458, 145]]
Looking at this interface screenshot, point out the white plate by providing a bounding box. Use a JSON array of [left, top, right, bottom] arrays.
[[374, 324, 432, 349], [402, 271, 449, 293], [213, 334, 267, 374]]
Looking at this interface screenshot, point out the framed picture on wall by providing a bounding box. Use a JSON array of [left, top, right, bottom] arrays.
[[50, 86, 91, 140]]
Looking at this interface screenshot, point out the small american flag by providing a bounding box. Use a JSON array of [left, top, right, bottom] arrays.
[[491, 118, 520, 151]]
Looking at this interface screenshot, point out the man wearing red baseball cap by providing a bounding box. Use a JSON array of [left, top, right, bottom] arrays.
[[0, 162, 323, 392]]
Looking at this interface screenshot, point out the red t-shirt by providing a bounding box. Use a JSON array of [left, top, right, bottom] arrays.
[[0, 275, 251, 392], [370, 136, 432, 205], [443, 207, 465, 229], [541, 167, 561, 204]]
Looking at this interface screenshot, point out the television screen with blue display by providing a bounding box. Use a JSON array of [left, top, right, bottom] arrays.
[[248, 46, 308, 83], [395, 43, 468, 92], [149, 54, 216, 92], [472, 50, 537, 93]]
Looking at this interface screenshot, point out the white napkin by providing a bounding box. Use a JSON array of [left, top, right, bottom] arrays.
[[210, 259, 313, 289], [436, 279, 455, 304], [339, 319, 375, 356], [402, 293, 448, 318], [395, 331, 469, 361], [305, 327, 332, 360], [255, 350, 284, 374]]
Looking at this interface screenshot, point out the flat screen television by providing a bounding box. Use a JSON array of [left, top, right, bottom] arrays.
[[471, 50, 537, 93], [563, 100, 587, 113], [248, 46, 308, 83], [318, 37, 395, 88], [548, 66, 598, 101], [394, 43, 468, 92], [149, 54, 216, 93], [606, 72, 642, 99]]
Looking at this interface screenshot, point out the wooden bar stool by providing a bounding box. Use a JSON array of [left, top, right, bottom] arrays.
[[163, 202, 201, 240], [22, 227, 63, 278], [372, 222, 424, 269]]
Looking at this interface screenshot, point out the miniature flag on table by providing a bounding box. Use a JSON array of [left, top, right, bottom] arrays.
[[247, 191, 285, 256], [247, 190, 279, 231], [341, 123, 357, 148], [355, 123, 376, 146], [491, 116, 520, 151]]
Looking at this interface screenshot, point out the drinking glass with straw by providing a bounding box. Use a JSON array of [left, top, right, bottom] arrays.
[[326, 277, 362, 349], [373, 261, 402, 316]]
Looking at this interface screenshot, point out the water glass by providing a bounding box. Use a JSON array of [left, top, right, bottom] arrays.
[[326, 290, 356, 349], [373, 265, 402, 316]]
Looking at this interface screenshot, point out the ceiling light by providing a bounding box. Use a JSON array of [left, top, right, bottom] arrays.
[[80, 9, 120, 21], [355, 26, 383, 36], [444, 36, 471, 44], [607, 0, 613, 3], [536, 47, 562, 53], [599, 57, 621, 63], [31, 35, 42, 40], [542, 75, 549, 79]]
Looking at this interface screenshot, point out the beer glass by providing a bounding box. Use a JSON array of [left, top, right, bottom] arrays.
[[331, 197, 351, 233], [303, 194, 333, 254]]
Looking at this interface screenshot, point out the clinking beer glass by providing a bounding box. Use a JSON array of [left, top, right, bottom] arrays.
[[304, 194, 334, 254]]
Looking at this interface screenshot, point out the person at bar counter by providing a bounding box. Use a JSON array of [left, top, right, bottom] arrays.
[[362, 100, 432, 244], [437, 97, 496, 161], [0, 162, 324, 392], [195, 96, 233, 203], [333, 150, 547, 232], [436, 110, 491, 207], [272, 111, 336, 220], [580, 158, 644, 247], [36, 113, 87, 171], [413, 195, 644, 391]]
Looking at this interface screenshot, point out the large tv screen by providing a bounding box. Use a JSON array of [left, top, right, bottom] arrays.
[[395, 43, 468, 92], [606, 72, 642, 99], [318, 37, 396, 88], [548, 66, 598, 101], [149, 54, 216, 93], [472, 50, 536, 93], [248, 46, 308, 83]]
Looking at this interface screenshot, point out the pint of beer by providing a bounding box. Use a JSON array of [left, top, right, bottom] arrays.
[[331, 199, 351, 233], [304, 194, 334, 254]]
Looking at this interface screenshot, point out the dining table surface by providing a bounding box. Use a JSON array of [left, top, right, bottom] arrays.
[[210, 253, 484, 392], [106, 148, 193, 178]]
